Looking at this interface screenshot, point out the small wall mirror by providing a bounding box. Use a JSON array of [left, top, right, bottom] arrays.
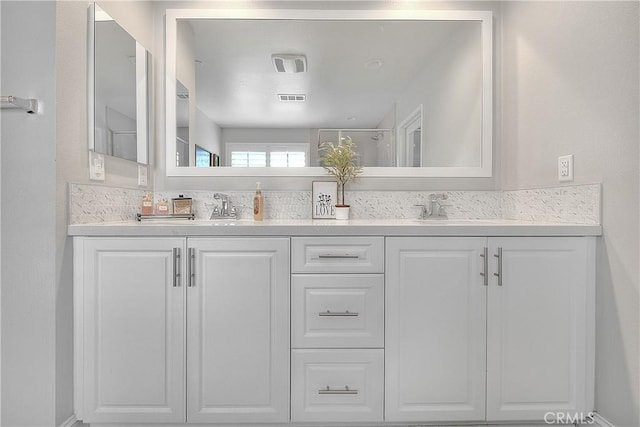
[[89, 3, 151, 164], [165, 9, 492, 177]]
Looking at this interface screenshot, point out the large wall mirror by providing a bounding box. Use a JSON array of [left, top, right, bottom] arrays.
[[165, 9, 492, 177], [89, 3, 151, 164]]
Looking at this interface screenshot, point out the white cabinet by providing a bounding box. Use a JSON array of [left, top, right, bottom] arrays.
[[74, 237, 186, 424], [385, 236, 595, 424], [290, 237, 385, 422], [74, 233, 594, 426], [486, 237, 594, 421], [186, 238, 290, 423], [385, 237, 487, 422], [74, 237, 289, 425]]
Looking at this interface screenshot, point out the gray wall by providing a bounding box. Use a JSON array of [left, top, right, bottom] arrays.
[[1, 2, 57, 426], [54, 3, 88, 425], [501, 2, 639, 426]]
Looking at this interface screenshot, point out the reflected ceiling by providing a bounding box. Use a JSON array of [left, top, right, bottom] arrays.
[[183, 19, 475, 129]]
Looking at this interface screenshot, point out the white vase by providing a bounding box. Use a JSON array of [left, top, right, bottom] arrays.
[[335, 205, 350, 220]]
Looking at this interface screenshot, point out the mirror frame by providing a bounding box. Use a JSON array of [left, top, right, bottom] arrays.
[[88, 2, 150, 165], [165, 8, 492, 177]]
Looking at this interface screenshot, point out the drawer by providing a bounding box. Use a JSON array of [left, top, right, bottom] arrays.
[[291, 237, 384, 273], [291, 349, 384, 422], [292, 274, 384, 348]]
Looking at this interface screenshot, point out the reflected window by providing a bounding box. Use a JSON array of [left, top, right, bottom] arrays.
[[227, 142, 308, 167], [231, 151, 267, 167], [270, 152, 306, 167]]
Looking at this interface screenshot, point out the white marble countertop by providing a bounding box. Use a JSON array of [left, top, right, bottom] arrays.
[[68, 218, 602, 237]]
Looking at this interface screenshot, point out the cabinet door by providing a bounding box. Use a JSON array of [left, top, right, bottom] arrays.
[[187, 237, 290, 423], [79, 237, 185, 424], [386, 237, 487, 422], [487, 237, 594, 421]]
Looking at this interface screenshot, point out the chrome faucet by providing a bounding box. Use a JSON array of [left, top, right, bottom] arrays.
[[415, 193, 449, 220], [210, 193, 237, 220]]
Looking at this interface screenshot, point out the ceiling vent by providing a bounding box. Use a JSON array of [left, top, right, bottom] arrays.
[[272, 54, 307, 73], [278, 94, 306, 102]]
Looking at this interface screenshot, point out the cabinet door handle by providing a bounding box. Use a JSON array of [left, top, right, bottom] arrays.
[[172, 248, 181, 287], [480, 247, 488, 286], [187, 248, 195, 287], [318, 386, 358, 395], [493, 247, 503, 286], [318, 254, 360, 259], [318, 310, 359, 317]]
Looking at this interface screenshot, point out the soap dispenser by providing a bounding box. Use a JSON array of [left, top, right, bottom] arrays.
[[253, 182, 264, 221]]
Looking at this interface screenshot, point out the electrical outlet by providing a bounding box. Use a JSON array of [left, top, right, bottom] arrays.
[[89, 151, 105, 181], [138, 165, 148, 186], [558, 154, 574, 182]]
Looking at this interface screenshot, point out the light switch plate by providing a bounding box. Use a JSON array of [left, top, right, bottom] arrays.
[[89, 151, 105, 181], [138, 165, 148, 186], [558, 154, 574, 182]]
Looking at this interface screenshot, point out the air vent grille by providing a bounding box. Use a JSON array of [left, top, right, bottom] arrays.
[[278, 94, 306, 102], [272, 54, 307, 73]]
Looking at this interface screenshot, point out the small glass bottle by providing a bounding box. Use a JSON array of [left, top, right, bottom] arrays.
[[155, 199, 169, 215], [141, 192, 154, 215]]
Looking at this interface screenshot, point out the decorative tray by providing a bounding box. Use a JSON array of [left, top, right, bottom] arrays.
[[136, 213, 195, 222]]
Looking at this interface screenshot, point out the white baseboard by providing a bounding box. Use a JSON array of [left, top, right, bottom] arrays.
[[58, 414, 78, 427], [591, 412, 616, 427]]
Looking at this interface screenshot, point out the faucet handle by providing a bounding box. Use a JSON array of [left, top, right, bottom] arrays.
[[413, 204, 428, 219], [209, 206, 220, 220], [436, 205, 449, 218]]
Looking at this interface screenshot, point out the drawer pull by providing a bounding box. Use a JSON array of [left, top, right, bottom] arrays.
[[318, 386, 358, 395], [317, 254, 360, 259], [318, 310, 359, 317]]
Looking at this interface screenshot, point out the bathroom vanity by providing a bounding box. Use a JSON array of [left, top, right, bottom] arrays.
[[70, 220, 599, 426]]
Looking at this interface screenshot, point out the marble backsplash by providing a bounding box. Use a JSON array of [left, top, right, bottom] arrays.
[[502, 185, 601, 224], [69, 183, 146, 224], [69, 183, 601, 225]]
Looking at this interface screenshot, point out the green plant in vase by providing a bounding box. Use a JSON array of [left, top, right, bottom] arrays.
[[319, 136, 363, 219]]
